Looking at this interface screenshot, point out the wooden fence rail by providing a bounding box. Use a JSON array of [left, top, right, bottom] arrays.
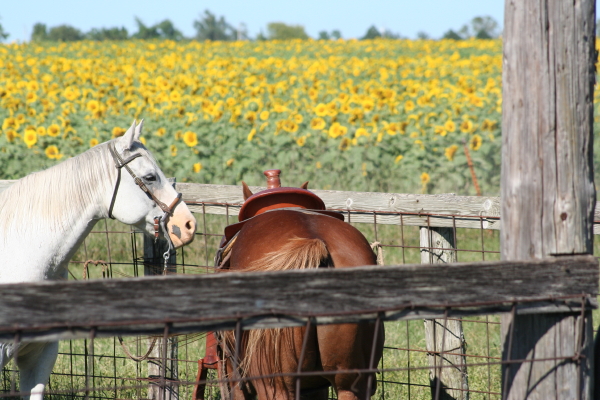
[[3, 180, 600, 233], [0, 255, 596, 342]]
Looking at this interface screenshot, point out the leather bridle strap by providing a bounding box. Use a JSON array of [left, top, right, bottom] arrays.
[[107, 142, 182, 220]]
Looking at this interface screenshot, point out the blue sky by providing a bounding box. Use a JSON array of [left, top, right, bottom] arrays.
[[1, 0, 507, 42]]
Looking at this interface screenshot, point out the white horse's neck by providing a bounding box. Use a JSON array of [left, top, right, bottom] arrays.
[[0, 144, 115, 283]]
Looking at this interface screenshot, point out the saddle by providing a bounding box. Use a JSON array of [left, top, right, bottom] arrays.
[[192, 169, 342, 400], [215, 169, 343, 270]]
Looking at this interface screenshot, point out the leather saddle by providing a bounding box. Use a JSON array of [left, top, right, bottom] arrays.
[[215, 169, 344, 268]]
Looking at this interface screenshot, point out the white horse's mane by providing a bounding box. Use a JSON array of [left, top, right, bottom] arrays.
[[0, 142, 117, 240]]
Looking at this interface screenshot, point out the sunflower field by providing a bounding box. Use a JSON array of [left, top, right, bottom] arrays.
[[0, 38, 557, 195]]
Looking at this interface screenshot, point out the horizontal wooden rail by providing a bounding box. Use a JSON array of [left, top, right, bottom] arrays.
[[3, 180, 600, 232], [0, 255, 596, 342]]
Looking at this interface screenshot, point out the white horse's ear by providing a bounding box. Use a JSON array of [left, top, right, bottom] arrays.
[[134, 119, 144, 142], [119, 120, 137, 150]]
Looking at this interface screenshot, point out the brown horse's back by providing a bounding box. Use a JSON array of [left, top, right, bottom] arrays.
[[227, 210, 383, 400]]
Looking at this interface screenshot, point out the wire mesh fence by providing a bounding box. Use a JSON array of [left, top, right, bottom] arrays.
[[0, 185, 597, 400]]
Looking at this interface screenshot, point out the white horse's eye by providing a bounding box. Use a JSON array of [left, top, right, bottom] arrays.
[[144, 173, 157, 182]]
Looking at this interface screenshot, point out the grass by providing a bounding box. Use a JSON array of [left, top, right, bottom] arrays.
[[1, 207, 594, 400]]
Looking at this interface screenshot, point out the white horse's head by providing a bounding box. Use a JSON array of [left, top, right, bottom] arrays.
[[106, 120, 196, 248]]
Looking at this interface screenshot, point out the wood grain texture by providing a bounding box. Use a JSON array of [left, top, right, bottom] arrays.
[[0, 256, 595, 342], [421, 227, 469, 400], [501, 0, 596, 399], [3, 179, 600, 232]]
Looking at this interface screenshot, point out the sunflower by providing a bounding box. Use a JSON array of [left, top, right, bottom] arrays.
[[310, 117, 326, 130], [314, 103, 328, 117], [421, 172, 431, 185], [296, 136, 306, 147], [90, 138, 99, 148], [170, 145, 178, 157], [193, 162, 202, 173], [36, 126, 46, 136], [444, 120, 456, 133], [247, 128, 257, 141], [260, 110, 270, 121], [112, 126, 126, 138], [470, 134, 483, 151], [328, 122, 347, 139], [281, 120, 298, 133], [460, 119, 474, 134], [45, 145, 63, 160], [338, 137, 351, 151], [86, 100, 100, 113], [5, 129, 18, 142], [445, 145, 459, 161], [47, 124, 60, 137], [404, 100, 415, 112], [183, 131, 198, 147], [394, 155, 404, 163], [23, 128, 37, 148], [355, 128, 369, 138]]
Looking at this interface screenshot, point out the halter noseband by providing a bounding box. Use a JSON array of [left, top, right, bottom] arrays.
[[107, 141, 182, 268]]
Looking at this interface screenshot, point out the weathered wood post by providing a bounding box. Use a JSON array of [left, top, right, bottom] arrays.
[[144, 180, 179, 400], [420, 227, 469, 400], [501, 1, 596, 399]]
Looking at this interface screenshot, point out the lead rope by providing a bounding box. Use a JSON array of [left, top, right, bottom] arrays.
[[370, 241, 385, 266]]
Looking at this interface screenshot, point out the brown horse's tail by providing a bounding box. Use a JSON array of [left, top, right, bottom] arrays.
[[223, 237, 330, 388]]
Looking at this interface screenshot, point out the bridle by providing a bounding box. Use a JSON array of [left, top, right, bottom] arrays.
[[107, 141, 182, 270]]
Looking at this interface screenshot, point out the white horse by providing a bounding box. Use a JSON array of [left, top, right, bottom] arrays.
[[0, 120, 197, 399]]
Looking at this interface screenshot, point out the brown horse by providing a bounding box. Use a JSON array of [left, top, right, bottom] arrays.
[[213, 171, 384, 400]]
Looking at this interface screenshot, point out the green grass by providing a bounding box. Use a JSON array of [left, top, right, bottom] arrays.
[[1, 211, 594, 400]]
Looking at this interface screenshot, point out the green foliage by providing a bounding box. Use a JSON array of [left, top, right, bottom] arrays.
[[86, 27, 128, 41], [446, 16, 500, 40], [47, 25, 84, 41], [193, 10, 235, 41], [31, 23, 48, 41], [442, 29, 463, 40], [0, 16, 8, 41], [319, 29, 342, 40], [362, 26, 382, 40], [132, 17, 183, 40], [266, 22, 309, 40]]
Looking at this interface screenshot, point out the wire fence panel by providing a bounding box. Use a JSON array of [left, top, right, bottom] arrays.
[[0, 182, 598, 400]]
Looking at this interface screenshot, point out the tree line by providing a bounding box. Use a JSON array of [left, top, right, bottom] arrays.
[[0, 11, 502, 43]]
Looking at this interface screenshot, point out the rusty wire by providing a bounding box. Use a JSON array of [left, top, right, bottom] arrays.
[[0, 200, 596, 400]]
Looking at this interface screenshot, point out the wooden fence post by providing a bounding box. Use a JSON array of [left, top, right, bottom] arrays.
[[420, 227, 469, 400], [501, 1, 596, 399], [144, 180, 179, 400]]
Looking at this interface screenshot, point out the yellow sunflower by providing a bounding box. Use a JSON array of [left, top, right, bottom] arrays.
[[45, 145, 63, 160], [23, 128, 37, 148], [183, 131, 198, 147]]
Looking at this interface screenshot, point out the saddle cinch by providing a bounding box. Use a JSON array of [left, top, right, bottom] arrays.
[[191, 169, 343, 400]]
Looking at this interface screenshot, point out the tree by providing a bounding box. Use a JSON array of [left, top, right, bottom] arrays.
[[156, 20, 183, 40], [193, 10, 235, 41], [47, 25, 84, 41], [31, 23, 48, 41], [86, 27, 128, 41], [266, 22, 309, 40], [442, 29, 463, 40], [361, 25, 381, 40], [318, 29, 342, 40], [470, 16, 499, 38], [417, 31, 430, 40], [0, 16, 9, 41], [132, 17, 161, 39], [132, 18, 182, 40]]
